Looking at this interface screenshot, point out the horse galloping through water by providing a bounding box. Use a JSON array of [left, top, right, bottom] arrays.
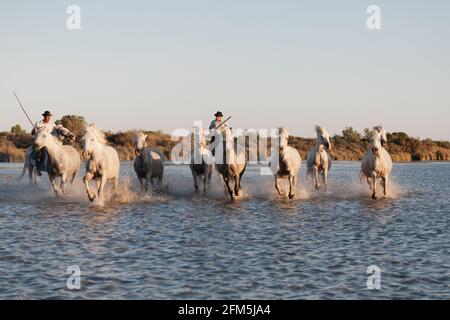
[[22, 126, 76, 183], [33, 128, 81, 196], [133, 131, 165, 194], [214, 127, 247, 200], [190, 127, 215, 194], [360, 126, 393, 200], [269, 128, 302, 199], [82, 124, 120, 202], [307, 125, 332, 191]]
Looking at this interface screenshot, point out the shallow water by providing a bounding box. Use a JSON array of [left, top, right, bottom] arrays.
[[0, 161, 448, 299]]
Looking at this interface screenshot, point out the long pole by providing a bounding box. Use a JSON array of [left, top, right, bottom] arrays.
[[13, 92, 35, 129], [216, 116, 231, 129]]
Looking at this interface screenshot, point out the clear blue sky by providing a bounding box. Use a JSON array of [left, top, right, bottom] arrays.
[[1, 0, 449, 139]]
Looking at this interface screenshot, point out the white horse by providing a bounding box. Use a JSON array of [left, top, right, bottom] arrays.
[[215, 127, 247, 200], [269, 128, 302, 199], [190, 127, 214, 194], [307, 126, 332, 191], [133, 131, 165, 193], [33, 129, 81, 196], [82, 124, 120, 202], [20, 126, 75, 183], [360, 126, 393, 199]]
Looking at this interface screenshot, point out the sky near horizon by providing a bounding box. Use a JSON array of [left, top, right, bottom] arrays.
[[1, 1, 449, 139]]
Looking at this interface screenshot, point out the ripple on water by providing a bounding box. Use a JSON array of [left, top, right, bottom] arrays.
[[0, 162, 449, 299]]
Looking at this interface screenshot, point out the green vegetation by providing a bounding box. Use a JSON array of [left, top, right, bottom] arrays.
[[10, 124, 25, 134], [1, 118, 449, 163]]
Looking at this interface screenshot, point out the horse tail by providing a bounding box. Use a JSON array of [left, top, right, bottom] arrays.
[[18, 165, 27, 181], [17, 166, 27, 181]]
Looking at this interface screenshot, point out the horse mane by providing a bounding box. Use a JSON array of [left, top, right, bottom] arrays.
[[373, 125, 383, 133], [133, 131, 147, 145], [279, 127, 289, 137], [84, 124, 107, 145], [36, 128, 63, 145], [315, 125, 329, 137], [193, 127, 206, 148]]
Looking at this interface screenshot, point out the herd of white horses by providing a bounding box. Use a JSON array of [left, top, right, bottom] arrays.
[[21, 124, 393, 202]]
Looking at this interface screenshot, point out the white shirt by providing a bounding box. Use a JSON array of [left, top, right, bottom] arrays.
[[33, 120, 57, 135], [209, 119, 229, 132]]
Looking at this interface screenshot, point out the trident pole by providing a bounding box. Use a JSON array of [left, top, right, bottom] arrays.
[[13, 92, 35, 129], [216, 116, 231, 129]]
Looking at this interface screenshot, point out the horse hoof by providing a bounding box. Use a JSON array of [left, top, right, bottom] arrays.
[[372, 195, 377, 200], [315, 186, 320, 190], [88, 195, 96, 202], [289, 194, 295, 199]]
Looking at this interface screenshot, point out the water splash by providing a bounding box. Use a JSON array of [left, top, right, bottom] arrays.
[[1, 164, 406, 205]]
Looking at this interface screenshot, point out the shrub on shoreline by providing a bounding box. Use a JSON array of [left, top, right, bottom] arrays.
[[1, 124, 449, 163]]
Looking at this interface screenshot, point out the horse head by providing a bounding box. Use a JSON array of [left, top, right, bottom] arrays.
[[278, 127, 290, 150], [315, 125, 331, 151], [371, 126, 388, 157], [82, 124, 107, 160], [34, 130, 57, 151], [133, 132, 148, 156], [54, 125, 76, 144]]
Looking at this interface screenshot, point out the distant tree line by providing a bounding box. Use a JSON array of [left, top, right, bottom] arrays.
[[1, 116, 450, 163]]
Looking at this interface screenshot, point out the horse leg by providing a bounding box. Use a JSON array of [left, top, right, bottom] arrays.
[[274, 174, 285, 196], [60, 172, 68, 195], [288, 174, 296, 199], [382, 176, 388, 198], [49, 174, 59, 197], [314, 166, 320, 190], [146, 171, 155, 191], [203, 170, 209, 194], [238, 169, 245, 192], [151, 177, 155, 188], [322, 168, 328, 192], [97, 176, 108, 201], [70, 172, 77, 185], [83, 171, 96, 202], [27, 167, 32, 183], [207, 167, 213, 185], [138, 176, 145, 194], [234, 173, 241, 197], [191, 169, 199, 193], [223, 176, 234, 200], [367, 176, 373, 190], [113, 177, 119, 195], [158, 176, 163, 189], [94, 179, 102, 199], [202, 174, 208, 194], [371, 172, 377, 200]]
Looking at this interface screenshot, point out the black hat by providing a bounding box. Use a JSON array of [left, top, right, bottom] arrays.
[[42, 111, 53, 117], [214, 111, 223, 117]]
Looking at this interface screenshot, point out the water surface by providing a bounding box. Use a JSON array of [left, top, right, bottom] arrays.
[[0, 161, 448, 299]]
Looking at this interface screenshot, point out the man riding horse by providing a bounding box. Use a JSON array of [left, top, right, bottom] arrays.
[[30, 110, 74, 176], [209, 111, 230, 156]]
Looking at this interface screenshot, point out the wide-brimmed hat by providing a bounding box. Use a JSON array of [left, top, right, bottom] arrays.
[[214, 111, 223, 117], [42, 111, 53, 117]]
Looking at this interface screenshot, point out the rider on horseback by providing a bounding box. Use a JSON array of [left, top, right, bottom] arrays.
[[30, 111, 56, 175], [30, 111, 74, 176], [209, 111, 230, 156]]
